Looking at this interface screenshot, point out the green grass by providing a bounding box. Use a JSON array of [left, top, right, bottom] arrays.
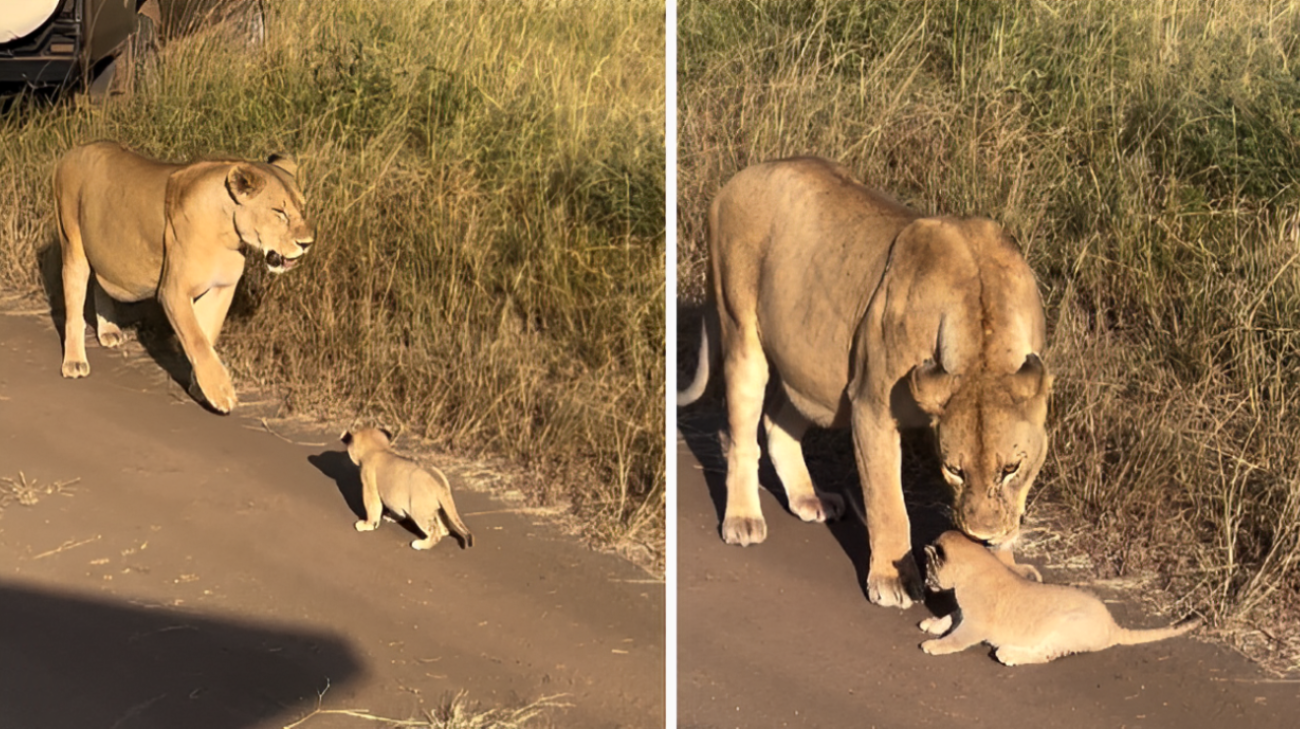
[[679, 0, 1300, 671], [0, 0, 665, 569]]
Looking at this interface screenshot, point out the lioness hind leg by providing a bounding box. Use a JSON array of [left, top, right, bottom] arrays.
[[720, 323, 769, 546], [764, 393, 845, 523], [92, 279, 126, 348], [411, 524, 443, 550]]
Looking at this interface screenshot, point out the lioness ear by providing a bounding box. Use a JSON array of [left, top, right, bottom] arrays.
[[1008, 353, 1050, 403], [267, 153, 298, 178], [226, 164, 266, 203], [910, 359, 958, 416]]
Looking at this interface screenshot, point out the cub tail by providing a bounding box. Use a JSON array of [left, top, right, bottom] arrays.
[[1114, 614, 1203, 646], [431, 466, 475, 549]]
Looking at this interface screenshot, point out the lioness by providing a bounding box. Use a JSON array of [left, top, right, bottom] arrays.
[[54, 141, 315, 413], [920, 531, 1201, 665], [679, 157, 1051, 608], [342, 427, 475, 550]]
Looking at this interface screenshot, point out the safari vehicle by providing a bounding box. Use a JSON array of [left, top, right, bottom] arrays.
[[0, 0, 157, 96]]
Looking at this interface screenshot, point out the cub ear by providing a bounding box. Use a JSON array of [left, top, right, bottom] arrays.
[[226, 164, 266, 203], [910, 359, 958, 416], [1008, 353, 1051, 403], [340, 431, 353, 445], [267, 153, 298, 177]]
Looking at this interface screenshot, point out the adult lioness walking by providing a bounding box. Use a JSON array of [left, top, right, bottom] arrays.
[[54, 141, 315, 413], [680, 157, 1051, 608]]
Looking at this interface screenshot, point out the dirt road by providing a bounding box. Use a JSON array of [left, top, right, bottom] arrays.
[[0, 309, 663, 728], [677, 417, 1300, 728]]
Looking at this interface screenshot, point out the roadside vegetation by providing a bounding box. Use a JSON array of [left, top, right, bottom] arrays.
[[0, 0, 665, 570], [679, 0, 1300, 672]]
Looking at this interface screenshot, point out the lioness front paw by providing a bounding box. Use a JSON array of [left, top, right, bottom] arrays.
[[354, 520, 378, 532], [867, 554, 923, 608], [789, 492, 845, 523], [61, 358, 90, 379], [191, 363, 237, 413], [721, 515, 767, 546]]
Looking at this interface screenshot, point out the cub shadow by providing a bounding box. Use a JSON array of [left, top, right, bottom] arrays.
[[677, 301, 958, 614], [308, 449, 470, 549]]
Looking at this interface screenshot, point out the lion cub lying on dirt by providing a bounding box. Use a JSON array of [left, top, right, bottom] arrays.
[[342, 428, 474, 550], [919, 531, 1199, 665]]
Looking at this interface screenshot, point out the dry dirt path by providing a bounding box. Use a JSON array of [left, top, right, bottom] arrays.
[[677, 421, 1300, 728], [0, 309, 664, 728]]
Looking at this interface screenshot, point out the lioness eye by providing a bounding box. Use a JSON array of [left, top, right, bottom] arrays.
[[1002, 462, 1021, 478], [944, 464, 964, 481], [274, 208, 288, 223]]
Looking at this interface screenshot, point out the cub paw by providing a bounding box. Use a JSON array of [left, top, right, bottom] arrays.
[[354, 520, 378, 532], [867, 554, 923, 609], [61, 358, 90, 379], [789, 492, 845, 523], [921, 638, 959, 656], [919, 614, 953, 635], [721, 515, 767, 546], [1010, 562, 1043, 582]]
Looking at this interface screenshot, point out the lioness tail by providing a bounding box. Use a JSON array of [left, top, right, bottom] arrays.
[[678, 312, 718, 407], [1114, 614, 1202, 646]]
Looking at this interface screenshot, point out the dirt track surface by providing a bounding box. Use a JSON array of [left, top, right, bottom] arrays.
[[0, 310, 664, 728], [676, 420, 1300, 729]]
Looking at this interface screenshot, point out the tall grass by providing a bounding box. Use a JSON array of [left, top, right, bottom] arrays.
[[680, 0, 1300, 670], [0, 0, 665, 566]]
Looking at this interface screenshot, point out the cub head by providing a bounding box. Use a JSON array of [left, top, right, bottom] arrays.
[[226, 154, 315, 274], [341, 426, 394, 465], [924, 530, 985, 591], [910, 354, 1051, 548]]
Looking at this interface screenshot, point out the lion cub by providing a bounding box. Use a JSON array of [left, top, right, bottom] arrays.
[[919, 531, 1199, 665], [342, 428, 474, 550]]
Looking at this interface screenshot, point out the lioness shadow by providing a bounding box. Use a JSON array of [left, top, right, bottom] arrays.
[[677, 301, 956, 615], [35, 236, 269, 407]]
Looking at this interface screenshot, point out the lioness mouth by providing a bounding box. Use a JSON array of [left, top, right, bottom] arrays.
[[266, 251, 301, 271]]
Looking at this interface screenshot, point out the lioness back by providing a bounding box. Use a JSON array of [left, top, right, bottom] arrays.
[[709, 157, 920, 427], [55, 142, 179, 300]]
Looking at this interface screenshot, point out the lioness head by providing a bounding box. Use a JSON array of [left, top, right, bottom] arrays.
[[226, 154, 315, 274], [911, 354, 1051, 547]]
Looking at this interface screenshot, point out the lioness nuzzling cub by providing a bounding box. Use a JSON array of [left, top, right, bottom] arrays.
[[679, 157, 1051, 608], [920, 531, 1200, 665], [342, 428, 475, 550]]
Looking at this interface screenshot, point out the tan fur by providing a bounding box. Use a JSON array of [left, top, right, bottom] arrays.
[[343, 428, 475, 551], [919, 531, 1201, 665], [54, 141, 315, 413], [679, 157, 1051, 608]]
